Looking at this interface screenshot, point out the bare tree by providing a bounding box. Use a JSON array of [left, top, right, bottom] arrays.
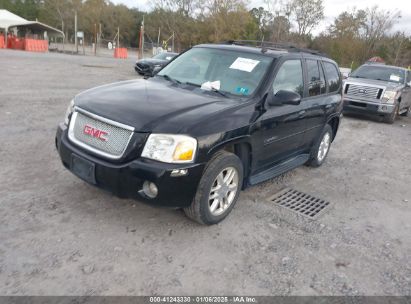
[[290, 0, 324, 36], [360, 6, 401, 60]]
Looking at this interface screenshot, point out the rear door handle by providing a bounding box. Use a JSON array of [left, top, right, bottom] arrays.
[[298, 110, 306, 117]]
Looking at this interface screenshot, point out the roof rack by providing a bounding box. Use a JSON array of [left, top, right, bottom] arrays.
[[220, 40, 329, 58]]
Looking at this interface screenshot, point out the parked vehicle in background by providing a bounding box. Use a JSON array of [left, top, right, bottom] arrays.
[[339, 67, 351, 79], [135, 52, 178, 76], [343, 63, 411, 123], [56, 41, 343, 225]]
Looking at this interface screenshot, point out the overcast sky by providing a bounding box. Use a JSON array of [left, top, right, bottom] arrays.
[[112, 0, 411, 35]]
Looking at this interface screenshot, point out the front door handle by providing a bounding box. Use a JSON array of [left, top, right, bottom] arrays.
[[298, 110, 306, 117], [325, 104, 332, 109]]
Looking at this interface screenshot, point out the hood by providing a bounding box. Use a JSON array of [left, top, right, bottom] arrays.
[[137, 59, 167, 66], [345, 77, 403, 91], [74, 78, 237, 134]]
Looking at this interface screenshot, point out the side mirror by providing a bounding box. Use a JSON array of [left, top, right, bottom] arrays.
[[145, 66, 162, 78], [268, 90, 301, 106], [152, 66, 162, 75]]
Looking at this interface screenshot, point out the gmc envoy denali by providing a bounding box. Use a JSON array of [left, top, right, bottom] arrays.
[[55, 41, 343, 225]]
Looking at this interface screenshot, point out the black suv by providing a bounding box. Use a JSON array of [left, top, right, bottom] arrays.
[[55, 41, 343, 225]]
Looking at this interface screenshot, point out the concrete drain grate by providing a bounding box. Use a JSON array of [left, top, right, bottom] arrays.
[[268, 188, 331, 219]]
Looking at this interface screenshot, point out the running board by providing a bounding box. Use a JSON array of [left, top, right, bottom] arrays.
[[248, 154, 310, 186]]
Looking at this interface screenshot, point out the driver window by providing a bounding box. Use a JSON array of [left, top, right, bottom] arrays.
[[272, 60, 303, 96]]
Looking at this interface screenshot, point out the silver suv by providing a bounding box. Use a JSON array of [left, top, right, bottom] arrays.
[[343, 63, 411, 123]]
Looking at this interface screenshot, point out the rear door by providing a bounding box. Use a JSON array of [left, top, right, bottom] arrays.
[[251, 58, 307, 172], [300, 58, 327, 148], [302, 60, 342, 147]]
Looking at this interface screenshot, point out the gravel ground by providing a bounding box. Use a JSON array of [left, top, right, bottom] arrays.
[[0, 49, 410, 296]]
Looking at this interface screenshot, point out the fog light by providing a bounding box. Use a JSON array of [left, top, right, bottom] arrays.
[[170, 169, 188, 177], [142, 181, 158, 198]]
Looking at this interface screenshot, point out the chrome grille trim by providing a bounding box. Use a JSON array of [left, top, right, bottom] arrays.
[[68, 107, 135, 160], [346, 84, 383, 100]]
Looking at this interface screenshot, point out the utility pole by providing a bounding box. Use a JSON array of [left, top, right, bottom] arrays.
[[117, 27, 120, 48], [172, 31, 174, 52], [157, 27, 160, 47], [94, 23, 97, 55], [141, 16, 144, 58], [62, 20, 65, 52], [74, 11, 78, 53], [98, 23, 101, 54]]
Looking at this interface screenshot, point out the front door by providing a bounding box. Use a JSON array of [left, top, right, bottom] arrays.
[[251, 59, 307, 173]]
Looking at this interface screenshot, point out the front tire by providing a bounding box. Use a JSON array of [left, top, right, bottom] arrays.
[[400, 107, 409, 117], [384, 103, 399, 124], [308, 124, 333, 167], [184, 151, 243, 225]]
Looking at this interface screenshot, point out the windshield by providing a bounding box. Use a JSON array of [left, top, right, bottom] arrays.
[[152, 52, 176, 60], [157, 47, 273, 96], [350, 66, 405, 84]]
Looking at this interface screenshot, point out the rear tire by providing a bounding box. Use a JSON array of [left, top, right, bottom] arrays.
[[184, 151, 243, 225], [308, 124, 333, 168]]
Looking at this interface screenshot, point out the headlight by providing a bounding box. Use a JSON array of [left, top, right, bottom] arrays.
[[64, 99, 75, 125], [141, 134, 197, 163], [382, 91, 398, 103]]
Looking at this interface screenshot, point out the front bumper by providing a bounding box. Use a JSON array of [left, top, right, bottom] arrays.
[[55, 123, 204, 208], [134, 64, 151, 75], [343, 97, 395, 116]]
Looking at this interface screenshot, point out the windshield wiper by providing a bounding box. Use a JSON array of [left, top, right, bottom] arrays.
[[209, 88, 228, 98], [159, 74, 181, 84], [184, 81, 228, 98], [184, 81, 201, 87]]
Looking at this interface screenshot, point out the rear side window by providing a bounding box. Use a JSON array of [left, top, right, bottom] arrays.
[[306, 60, 325, 96], [323, 62, 340, 92], [272, 60, 304, 96]]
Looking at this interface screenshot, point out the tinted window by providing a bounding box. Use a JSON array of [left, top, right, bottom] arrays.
[[319, 63, 326, 94], [272, 60, 303, 96], [324, 62, 340, 92], [306, 60, 324, 96]]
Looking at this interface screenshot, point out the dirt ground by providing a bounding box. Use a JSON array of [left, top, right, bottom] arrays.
[[0, 49, 410, 296]]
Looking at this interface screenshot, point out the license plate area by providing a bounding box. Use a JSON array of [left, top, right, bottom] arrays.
[[350, 101, 367, 107], [71, 154, 96, 184]]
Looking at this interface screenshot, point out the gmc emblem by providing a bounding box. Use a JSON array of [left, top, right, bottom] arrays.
[[83, 124, 108, 141]]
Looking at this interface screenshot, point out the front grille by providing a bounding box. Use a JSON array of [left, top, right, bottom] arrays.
[[68, 109, 134, 159], [136, 63, 149, 71], [346, 84, 383, 100]]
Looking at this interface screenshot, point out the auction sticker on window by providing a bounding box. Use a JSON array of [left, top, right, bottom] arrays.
[[390, 75, 400, 82], [230, 57, 260, 72]]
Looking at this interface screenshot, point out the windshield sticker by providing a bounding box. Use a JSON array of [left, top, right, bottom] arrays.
[[201, 80, 221, 91], [235, 87, 249, 95], [390, 75, 400, 82], [229, 57, 260, 72], [166, 56, 172, 60]]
